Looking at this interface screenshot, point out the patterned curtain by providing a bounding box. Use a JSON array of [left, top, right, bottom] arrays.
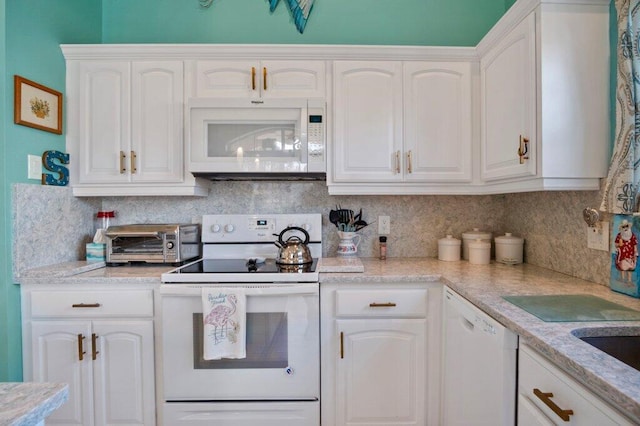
[[601, 0, 640, 213]]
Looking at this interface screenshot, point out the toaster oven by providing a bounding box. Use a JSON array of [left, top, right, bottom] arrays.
[[105, 224, 201, 265]]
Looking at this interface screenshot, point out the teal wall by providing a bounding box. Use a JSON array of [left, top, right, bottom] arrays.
[[0, 0, 101, 381], [102, 0, 506, 46], [3, 0, 614, 381]]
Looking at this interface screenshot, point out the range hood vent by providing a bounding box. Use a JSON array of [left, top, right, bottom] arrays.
[[193, 172, 326, 182]]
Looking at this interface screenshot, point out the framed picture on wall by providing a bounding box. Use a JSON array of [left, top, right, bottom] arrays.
[[14, 75, 63, 135]]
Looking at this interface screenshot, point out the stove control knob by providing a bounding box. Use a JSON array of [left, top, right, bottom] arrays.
[[166, 241, 174, 249], [210, 224, 221, 233], [224, 224, 235, 233]]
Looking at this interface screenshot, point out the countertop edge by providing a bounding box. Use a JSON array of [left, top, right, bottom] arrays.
[[0, 382, 69, 426]]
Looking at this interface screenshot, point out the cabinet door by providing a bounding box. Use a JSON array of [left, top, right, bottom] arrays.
[[333, 61, 403, 182], [195, 60, 258, 98], [404, 62, 472, 182], [77, 61, 131, 184], [194, 60, 325, 99], [92, 321, 155, 426], [261, 60, 326, 98], [131, 61, 184, 183], [335, 319, 426, 426], [480, 13, 536, 181], [31, 321, 94, 426]]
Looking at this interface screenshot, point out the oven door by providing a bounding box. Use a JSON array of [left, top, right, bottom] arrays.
[[160, 283, 319, 401]]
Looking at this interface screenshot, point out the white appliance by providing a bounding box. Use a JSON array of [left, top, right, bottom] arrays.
[[188, 98, 326, 179], [442, 286, 518, 425], [160, 214, 321, 426]]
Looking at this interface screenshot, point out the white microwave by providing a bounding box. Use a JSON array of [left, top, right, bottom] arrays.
[[188, 98, 326, 180]]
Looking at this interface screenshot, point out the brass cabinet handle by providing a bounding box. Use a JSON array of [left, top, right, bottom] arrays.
[[72, 303, 101, 308], [340, 331, 344, 359], [395, 151, 401, 174], [119, 151, 126, 173], [91, 333, 99, 360], [263, 67, 267, 91], [130, 150, 137, 174], [533, 388, 574, 422], [251, 67, 256, 91], [77, 334, 86, 361], [369, 302, 397, 307], [518, 135, 530, 164], [406, 150, 413, 174]]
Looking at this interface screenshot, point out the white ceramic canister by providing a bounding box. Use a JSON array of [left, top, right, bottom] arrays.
[[438, 235, 461, 261], [468, 239, 491, 265], [461, 228, 492, 260], [494, 232, 524, 265]]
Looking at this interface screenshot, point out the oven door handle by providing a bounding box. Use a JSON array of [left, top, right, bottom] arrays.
[[159, 284, 318, 296]]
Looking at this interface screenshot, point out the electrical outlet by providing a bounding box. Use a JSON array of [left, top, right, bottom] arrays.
[[587, 222, 609, 251], [378, 216, 390, 235], [27, 155, 41, 180]]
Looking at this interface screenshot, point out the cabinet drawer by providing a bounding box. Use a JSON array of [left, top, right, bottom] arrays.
[[518, 344, 632, 425], [30, 290, 153, 318], [335, 289, 427, 318]]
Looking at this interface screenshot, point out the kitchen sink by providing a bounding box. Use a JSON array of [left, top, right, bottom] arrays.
[[573, 328, 640, 372]]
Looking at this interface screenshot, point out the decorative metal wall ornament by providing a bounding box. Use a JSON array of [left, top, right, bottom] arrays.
[[269, 0, 314, 33], [199, 0, 314, 33]]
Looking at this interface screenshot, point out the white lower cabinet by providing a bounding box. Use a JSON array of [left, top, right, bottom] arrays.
[[22, 286, 156, 426], [518, 344, 633, 426], [321, 283, 441, 426]]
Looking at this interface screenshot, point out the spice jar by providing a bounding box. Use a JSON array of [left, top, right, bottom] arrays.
[[379, 236, 387, 260]]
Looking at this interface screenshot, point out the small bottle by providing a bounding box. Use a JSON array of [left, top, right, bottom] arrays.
[[379, 236, 387, 260]]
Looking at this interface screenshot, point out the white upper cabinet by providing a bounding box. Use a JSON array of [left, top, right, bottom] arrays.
[[74, 61, 131, 185], [131, 62, 184, 183], [192, 59, 326, 99], [478, 0, 610, 192], [333, 61, 404, 183], [331, 60, 472, 192], [64, 51, 210, 197], [480, 13, 536, 182], [404, 61, 472, 182]]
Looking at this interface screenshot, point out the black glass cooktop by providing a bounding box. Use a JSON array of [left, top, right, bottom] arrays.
[[174, 258, 318, 274]]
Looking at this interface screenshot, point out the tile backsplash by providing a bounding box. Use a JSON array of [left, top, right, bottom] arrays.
[[12, 182, 611, 286]]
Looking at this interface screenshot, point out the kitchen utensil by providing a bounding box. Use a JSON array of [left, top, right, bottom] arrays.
[[273, 226, 313, 264]]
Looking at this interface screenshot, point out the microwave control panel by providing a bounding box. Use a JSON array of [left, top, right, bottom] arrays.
[[307, 107, 325, 172]]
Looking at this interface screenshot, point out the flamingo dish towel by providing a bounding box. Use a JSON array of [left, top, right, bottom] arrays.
[[201, 288, 247, 360]]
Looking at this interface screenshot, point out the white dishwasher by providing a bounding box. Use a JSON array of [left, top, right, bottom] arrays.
[[442, 286, 518, 426]]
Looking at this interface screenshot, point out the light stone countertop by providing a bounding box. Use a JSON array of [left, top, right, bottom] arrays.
[[0, 382, 68, 426], [18, 257, 640, 421]]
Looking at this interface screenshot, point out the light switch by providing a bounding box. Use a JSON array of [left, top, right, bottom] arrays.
[[27, 155, 41, 180]]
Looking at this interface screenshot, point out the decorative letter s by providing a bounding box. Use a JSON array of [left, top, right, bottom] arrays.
[[42, 150, 69, 186]]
